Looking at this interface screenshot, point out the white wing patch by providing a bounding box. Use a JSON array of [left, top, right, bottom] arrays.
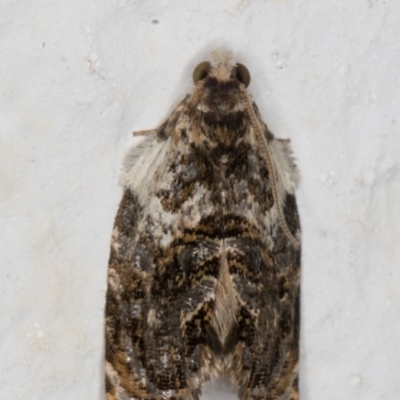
[[268, 138, 300, 197], [120, 135, 172, 206]]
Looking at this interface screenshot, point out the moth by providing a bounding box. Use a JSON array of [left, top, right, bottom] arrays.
[[105, 51, 301, 400]]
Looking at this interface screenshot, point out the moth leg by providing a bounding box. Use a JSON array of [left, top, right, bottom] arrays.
[[132, 129, 157, 137]]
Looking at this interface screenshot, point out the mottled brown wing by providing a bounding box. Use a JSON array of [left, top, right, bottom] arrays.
[[105, 190, 147, 399], [224, 126, 301, 400], [237, 204, 300, 400], [105, 98, 220, 400], [105, 193, 225, 400]]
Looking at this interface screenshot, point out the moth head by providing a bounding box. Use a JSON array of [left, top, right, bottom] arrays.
[[193, 61, 250, 88], [192, 52, 251, 115]]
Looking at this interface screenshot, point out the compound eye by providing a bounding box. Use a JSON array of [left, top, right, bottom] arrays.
[[236, 63, 251, 88], [192, 61, 211, 84]]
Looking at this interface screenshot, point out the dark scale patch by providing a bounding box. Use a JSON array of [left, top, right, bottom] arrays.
[[178, 241, 220, 278], [204, 77, 237, 91], [245, 157, 274, 211], [181, 214, 223, 239], [180, 128, 187, 140], [203, 111, 247, 134], [153, 255, 220, 299], [283, 193, 301, 236], [226, 247, 263, 282], [292, 288, 301, 345], [183, 301, 223, 359], [279, 308, 294, 337], [203, 77, 239, 99], [223, 142, 252, 176], [113, 190, 141, 238], [158, 146, 219, 213], [278, 275, 290, 300], [214, 142, 276, 219], [201, 78, 242, 116], [236, 306, 258, 347], [160, 183, 197, 214], [221, 213, 258, 239], [156, 96, 190, 140], [200, 112, 249, 150]]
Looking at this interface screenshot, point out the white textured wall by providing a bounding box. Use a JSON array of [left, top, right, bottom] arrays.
[[1, 1, 399, 399]]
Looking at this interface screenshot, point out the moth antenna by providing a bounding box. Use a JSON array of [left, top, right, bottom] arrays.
[[240, 86, 300, 248]]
